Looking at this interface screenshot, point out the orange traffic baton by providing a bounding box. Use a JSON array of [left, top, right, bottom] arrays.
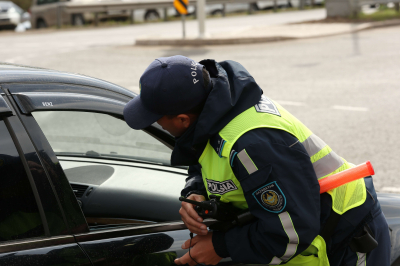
[[319, 161, 375, 194]]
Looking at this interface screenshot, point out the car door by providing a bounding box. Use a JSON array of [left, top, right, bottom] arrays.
[[5, 83, 242, 265], [0, 91, 92, 265]]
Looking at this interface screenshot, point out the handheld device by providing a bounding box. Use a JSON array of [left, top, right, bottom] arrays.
[[179, 194, 238, 222]]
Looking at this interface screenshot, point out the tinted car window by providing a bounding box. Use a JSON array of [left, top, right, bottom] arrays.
[[0, 120, 45, 242], [33, 111, 172, 165]]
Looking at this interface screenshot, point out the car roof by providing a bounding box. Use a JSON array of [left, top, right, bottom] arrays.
[[0, 62, 136, 99]]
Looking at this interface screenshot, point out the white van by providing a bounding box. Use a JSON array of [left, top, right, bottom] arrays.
[[30, 0, 179, 28]]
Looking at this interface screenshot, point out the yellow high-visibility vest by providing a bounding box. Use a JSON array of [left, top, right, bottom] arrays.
[[198, 95, 367, 265]]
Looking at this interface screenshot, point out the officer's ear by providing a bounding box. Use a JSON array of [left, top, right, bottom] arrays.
[[176, 114, 193, 129]]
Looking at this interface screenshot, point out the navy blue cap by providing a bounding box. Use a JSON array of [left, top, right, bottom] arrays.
[[124, 55, 211, 130]]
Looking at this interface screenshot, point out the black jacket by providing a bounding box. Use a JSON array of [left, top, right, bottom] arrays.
[[176, 60, 379, 264]]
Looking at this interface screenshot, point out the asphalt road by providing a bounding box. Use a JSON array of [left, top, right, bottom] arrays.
[[0, 8, 325, 65], [1, 10, 399, 192]]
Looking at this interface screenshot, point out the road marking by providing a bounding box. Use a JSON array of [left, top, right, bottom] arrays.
[[333, 105, 368, 112], [381, 187, 400, 193], [276, 100, 305, 106]]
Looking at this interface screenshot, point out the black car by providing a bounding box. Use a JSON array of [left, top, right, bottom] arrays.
[[0, 63, 399, 265]]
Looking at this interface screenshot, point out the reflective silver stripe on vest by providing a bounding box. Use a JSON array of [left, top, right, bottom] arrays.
[[237, 149, 257, 174], [301, 134, 327, 157], [269, 256, 282, 265], [313, 150, 344, 179], [357, 252, 366, 266], [279, 212, 299, 261], [281, 244, 298, 261]]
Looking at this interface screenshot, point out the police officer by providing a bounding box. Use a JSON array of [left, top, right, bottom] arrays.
[[124, 55, 391, 266]]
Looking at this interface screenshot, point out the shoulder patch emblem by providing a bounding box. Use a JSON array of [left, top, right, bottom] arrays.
[[255, 95, 281, 116], [207, 179, 238, 195], [253, 181, 286, 213]]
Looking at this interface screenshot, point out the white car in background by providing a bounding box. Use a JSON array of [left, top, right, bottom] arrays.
[[289, 0, 324, 7], [0, 1, 30, 30], [205, 0, 292, 16], [206, 3, 252, 16], [257, 0, 292, 9]]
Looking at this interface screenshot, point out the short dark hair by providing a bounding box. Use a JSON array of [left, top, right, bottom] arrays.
[[167, 67, 210, 118], [202, 67, 210, 90]]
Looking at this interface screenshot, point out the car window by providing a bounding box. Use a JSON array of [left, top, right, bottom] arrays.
[[0, 2, 12, 10], [32, 111, 172, 165], [0, 120, 45, 242]]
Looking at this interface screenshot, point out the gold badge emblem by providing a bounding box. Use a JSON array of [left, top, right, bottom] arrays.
[[262, 191, 279, 206], [253, 181, 285, 213]]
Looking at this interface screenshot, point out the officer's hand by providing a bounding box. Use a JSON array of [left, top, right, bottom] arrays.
[[174, 232, 222, 266], [179, 194, 208, 235]]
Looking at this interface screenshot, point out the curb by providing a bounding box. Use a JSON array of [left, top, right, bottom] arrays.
[[135, 36, 295, 46], [134, 19, 400, 46], [365, 19, 400, 30]]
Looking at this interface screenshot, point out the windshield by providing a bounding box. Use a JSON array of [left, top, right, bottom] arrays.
[[0, 1, 12, 10], [33, 111, 172, 165]]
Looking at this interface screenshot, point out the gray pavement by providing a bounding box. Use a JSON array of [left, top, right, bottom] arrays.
[[136, 19, 400, 46], [1, 10, 400, 192], [0, 9, 325, 64]]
